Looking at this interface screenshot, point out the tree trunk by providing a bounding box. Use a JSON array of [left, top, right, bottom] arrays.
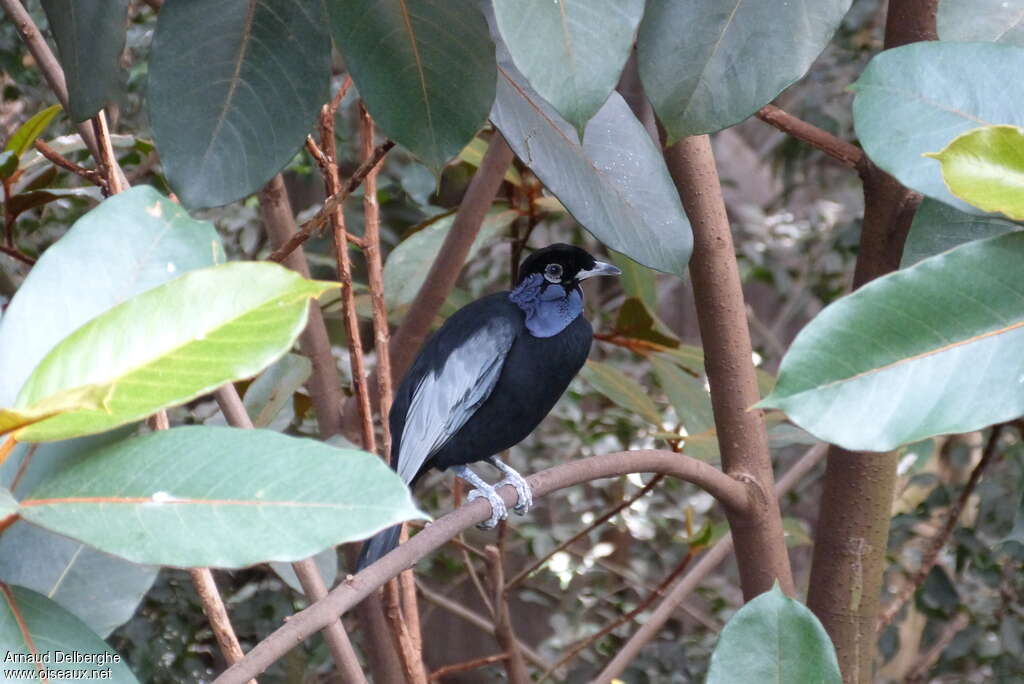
[[806, 3, 937, 682]]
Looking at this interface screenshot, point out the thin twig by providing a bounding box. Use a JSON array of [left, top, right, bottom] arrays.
[[428, 653, 509, 682], [877, 425, 1006, 630], [267, 140, 395, 264], [906, 611, 970, 682], [33, 139, 105, 187], [507, 474, 665, 589], [755, 104, 865, 169], [91, 111, 126, 195], [594, 443, 828, 683], [416, 582, 555, 674], [485, 546, 529, 683], [538, 546, 698, 682], [0, 244, 35, 266], [189, 568, 257, 684]]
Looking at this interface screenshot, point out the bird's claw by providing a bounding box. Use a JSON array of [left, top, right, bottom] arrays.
[[496, 475, 533, 516], [467, 487, 508, 529]]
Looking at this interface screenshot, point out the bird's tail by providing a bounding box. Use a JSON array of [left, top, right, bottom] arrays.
[[355, 523, 402, 572]]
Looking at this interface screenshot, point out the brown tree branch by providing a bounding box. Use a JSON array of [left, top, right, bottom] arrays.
[[485, 546, 528, 684], [189, 568, 257, 684], [0, 244, 35, 266], [91, 111, 126, 195], [32, 139, 105, 187], [428, 652, 509, 682], [877, 425, 1005, 631], [213, 449, 751, 683], [756, 105, 865, 169], [259, 174, 346, 437], [594, 443, 828, 683], [340, 133, 515, 440], [664, 135, 794, 599], [266, 140, 395, 264]]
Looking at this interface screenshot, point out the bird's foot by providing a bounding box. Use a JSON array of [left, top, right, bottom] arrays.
[[466, 486, 508, 529], [489, 458, 533, 515], [453, 465, 509, 529]]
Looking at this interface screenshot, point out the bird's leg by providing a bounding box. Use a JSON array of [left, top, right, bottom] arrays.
[[452, 465, 508, 530], [488, 457, 533, 515]]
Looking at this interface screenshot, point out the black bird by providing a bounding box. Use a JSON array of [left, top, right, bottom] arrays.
[[357, 244, 621, 570]]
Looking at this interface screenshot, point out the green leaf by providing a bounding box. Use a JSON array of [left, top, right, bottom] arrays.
[[852, 42, 1024, 214], [782, 516, 813, 547], [762, 231, 1024, 452], [0, 584, 139, 683], [613, 298, 680, 348], [493, 0, 644, 137], [243, 352, 312, 429], [328, 0, 496, 173], [707, 584, 840, 684], [938, 0, 1024, 45], [638, 0, 853, 142], [0, 186, 224, 407], [901, 198, 1021, 267], [926, 125, 1024, 220], [580, 360, 662, 426], [41, 0, 128, 122], [4, 104, 62, 156], [457, 136, 522, 186], [609, 250, 657, 311], [0, 384, 111, 436], [649, 354, 714, 434], [0, 150, 17, 178], [14, 262, 336, 442], [148, 0, 330, 208], [0, 430, 158, 638], [492, 63, 692, 276], [18, 426, 426, 567], [384, 207, 516, 314]]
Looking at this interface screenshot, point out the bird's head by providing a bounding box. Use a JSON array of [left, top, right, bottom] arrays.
[[516, 244, 621, 290]]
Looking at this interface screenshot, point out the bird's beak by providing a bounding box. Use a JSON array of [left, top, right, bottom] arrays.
[[577, 261, 622, 280]]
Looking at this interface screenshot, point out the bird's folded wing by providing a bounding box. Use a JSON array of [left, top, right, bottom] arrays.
[[396, 316, 517, 483]]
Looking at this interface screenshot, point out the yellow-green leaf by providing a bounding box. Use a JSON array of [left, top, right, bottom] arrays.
[[4, 104, 62, 156], [580, 359, 662, 426], [0, 385, 111, 436], [927, 124, 1024, 220], [14, 262, 336, 442]]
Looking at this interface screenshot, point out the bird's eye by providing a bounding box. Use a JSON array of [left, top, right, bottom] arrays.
[[544, 263, 563, 282]]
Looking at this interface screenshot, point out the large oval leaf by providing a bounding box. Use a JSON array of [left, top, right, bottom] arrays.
[[707, 584, 840, 684], [328, 0, 496, 172], [637, 0, 853, 142], [383, 207, 516, 314], [149, 0, 330, 208], [852, 42, 1024, 214], [0, 584, 138, 683], [0, 186, 224, 407], [41, 0, 129, 122], [491, 63, 692, 276], [761, 231, 1024, 451], [0, 430, 157, 639], [18, 426, 425, 568], [493, 0, 644, 137], [938, 0, 1024, 45], [13, 262, 335, 442], [902, 198, 1021, 267], [926, 125, 1024, 220]]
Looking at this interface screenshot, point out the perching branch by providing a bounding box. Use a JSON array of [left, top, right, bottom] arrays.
[[213, 449, 751, 683], [266, 140, 395, 264], [755, 105, 865, 169], [594, 443, 828, 683], [877, 425, 1006, 631]]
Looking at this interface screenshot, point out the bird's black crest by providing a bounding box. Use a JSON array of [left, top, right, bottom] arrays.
[[516, 243, 598, 286]]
